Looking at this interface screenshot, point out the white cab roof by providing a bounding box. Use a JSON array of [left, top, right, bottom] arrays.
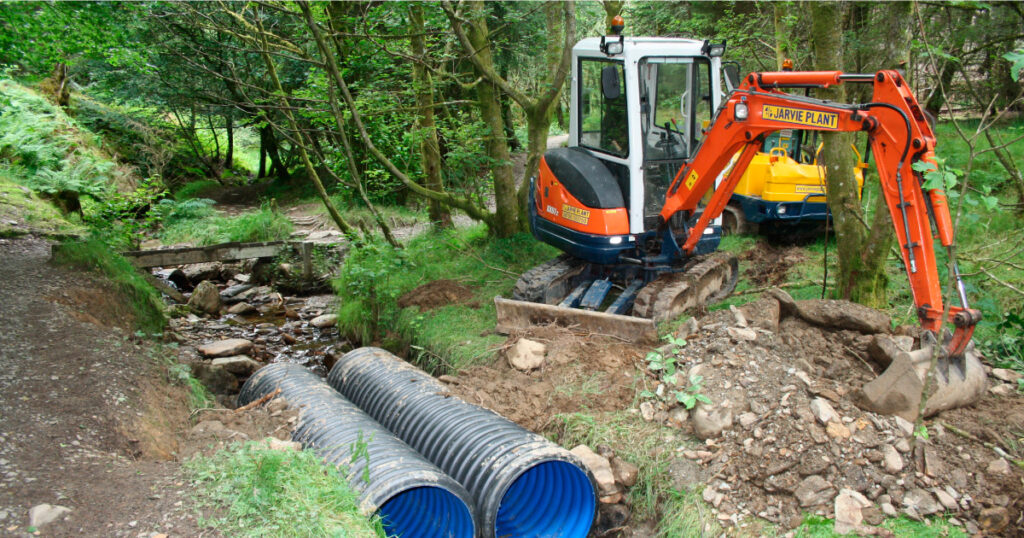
[[573, 36, 707, 58]]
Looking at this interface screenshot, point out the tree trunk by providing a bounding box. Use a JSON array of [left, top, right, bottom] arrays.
[[258, 125, 268, 178], [224, 114, 234, 169], [410, 3, 452, 229], [773, 4, 788, 70], [602, 0, 624, 32], [465, 1, 518, 237], [812, 2, 887, 306]]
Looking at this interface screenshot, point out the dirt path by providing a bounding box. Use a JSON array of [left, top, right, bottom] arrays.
[[0, 237, 203, 537]]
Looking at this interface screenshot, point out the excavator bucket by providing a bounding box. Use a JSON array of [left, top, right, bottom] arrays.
[[494, 297, 658, 344], [854, 337, 987, 422]]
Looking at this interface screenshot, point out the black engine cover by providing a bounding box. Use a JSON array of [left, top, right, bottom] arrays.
[[544, 147, 625, 209]]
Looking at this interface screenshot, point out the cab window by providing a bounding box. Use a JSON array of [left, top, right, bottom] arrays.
[[579, 59, 628, 157]]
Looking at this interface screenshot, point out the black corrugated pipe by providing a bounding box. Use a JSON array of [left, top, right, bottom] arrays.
[[238, 363, 475, 538], [328, 347, 597, 538]]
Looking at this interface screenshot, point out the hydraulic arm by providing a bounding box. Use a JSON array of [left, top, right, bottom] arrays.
[[659, 69, 981, 356]]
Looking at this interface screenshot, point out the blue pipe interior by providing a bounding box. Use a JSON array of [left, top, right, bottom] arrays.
[[495, 460, 596, 538], [379, 486, 474, 538]]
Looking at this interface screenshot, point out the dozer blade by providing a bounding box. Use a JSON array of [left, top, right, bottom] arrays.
[[854, 337, 987, 422], [494, 296, 658, 344]]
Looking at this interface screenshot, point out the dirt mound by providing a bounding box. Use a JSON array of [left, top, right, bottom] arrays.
[[182, 396, 298, 460], [742, 242, 806, 286], [446, 325, 641, 432], [397, 279, 477, 311]]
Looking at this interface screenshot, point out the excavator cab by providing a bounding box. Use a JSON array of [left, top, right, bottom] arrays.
[[531, 35, 728, 266]]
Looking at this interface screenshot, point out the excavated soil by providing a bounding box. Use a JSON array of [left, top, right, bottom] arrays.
[[397, 279, 478, 311], [742, 241, 807, 287], [446, 295, 1024, 536]]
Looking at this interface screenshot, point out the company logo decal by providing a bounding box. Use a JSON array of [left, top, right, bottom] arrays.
[[561, 204, 591, 225], [762, 105, 839, 129]]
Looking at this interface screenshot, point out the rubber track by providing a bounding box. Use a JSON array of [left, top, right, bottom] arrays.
[[512, 254, 586, 304], [633, 252, 738, 321]]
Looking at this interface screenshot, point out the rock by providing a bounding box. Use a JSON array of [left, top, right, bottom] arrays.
[[729, 305, 748, 327], [221, 283, 254, 299], [155, 268, 191, 291], [282, 333, 297, 345], [739, 297, 780, 332], [682, 317, 700, 337], [826, 422, 851, 440], [639, 401, 655, 422], [933, 489, 957, 511], [692, 401, 734, 439], [261, 437, 301, 451], [507, 338, 546, 371], [702, 486, 724, 507], [570, 445, 617, 495], [867, 334, 914, 368], [881, 502, 898, 517], [882, 444, 903, 473], [210, 355, 260, 376], [28, 504, 72, 528], [986, 458, 1010, 475], [794, 475, 835, 507], [978, 506, 1009, 533], [310, 314, 337, 328], [992, 368, 1022, 384], [597, 504, 630, 530], [610, 457, 639, 487], [738, 412, 758, 429], [809, 398, 840, 425], [990, 383, 1014, 396], [188, 280, 222, 315], [727, 326, 757, 342], [902, 488, 941, 516], [191, 362, 239, 394], [893, 416, 914, 436], [834, 488, 872, 534], [668, 407, 689, 426], [227, 302, 257, 315], [182, 262, 221, 284], [198, 338, 253, 358], [894, 438, 910, 453], [792, 297, 891, 334]]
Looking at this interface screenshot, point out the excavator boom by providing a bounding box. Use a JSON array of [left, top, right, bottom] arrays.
[[658, 69, 980, 353]]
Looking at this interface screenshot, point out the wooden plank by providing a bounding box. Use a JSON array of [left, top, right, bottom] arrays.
[[121, 241, 293, 268], [494, 296, 658, 344]]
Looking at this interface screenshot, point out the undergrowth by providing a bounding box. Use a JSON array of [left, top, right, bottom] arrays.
[[795, 514, 966, 537], [50, 237, 166, 333], [186, 441, 384, 538], [333, 224, 558, 374], [158, 201, 292, 246]]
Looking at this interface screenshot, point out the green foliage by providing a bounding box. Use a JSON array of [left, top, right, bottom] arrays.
[[335, 240, 411, 345], [795, 514, 967, 537], [158, 202, 292, 246], [167, 362, 214, 411], [1003, 48, 1024, 82], [977, 311, 1024, 373], [50, 238, 166, 333], [0, 172, 85, 237], [639, 335, 711, 409], [186, 442, 384, 538], [173, 180, 221, 201]]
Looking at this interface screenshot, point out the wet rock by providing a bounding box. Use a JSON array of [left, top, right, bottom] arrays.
[[507, 338, 546, 371], [188, 280, 222, 315], [28, 504, 72, 528], [198, 338, 253, 358], [692, 401, 733, 439], [834, 488, 872, 534], [227, 302, 257, 315], [281, 333, 297, 345], [310, 314, 337, 328], [610, 456, 639, 487], [221, 283, 254, 299], [902, 488, 941, 516], [155, 268, 191, 291], [570, 445, 616, 495], [182, 262, 221, 284], [978, 506, 1009, 533], [986, 457, 1010, 475], [809, 398, 840, 425], [211, 355, 260, 376], [882, 444, 903, 473], [794, 475, 835, 507]]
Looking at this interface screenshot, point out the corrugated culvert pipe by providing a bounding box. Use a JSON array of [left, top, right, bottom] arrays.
[[238, 363, 475, 538], [328, 347, 597, 538]]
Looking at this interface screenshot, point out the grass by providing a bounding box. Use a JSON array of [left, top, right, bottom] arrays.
[[334, 224, 559, 374], [173, 179, 221, 201], [159, 202, 293, 246], [0, 171, 85, 237], [50, 237, 166, 333], [795, 514, 967, 537], [186, 441, 384, 538]]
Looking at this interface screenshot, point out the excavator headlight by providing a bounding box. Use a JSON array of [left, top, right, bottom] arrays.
[[701, 40, 726, 58], [734, 102, 749, 121], [609, 236, 623, 245]]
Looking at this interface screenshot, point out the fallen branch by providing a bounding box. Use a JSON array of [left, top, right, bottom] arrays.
[[235, 387, 281, 413], [939, 421, 1017, 461]]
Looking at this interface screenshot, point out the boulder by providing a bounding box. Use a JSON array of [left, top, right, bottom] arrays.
[[794, 475, 835, 507], [211, 355, 260, 376], [507, 338, 547, 371], [221, 283, 255, 299], [570, 445, 617, 495], [739, 296, 780, 333], [198, 338, 253, 358], [182, 262, 221, 285], [191, 362, 239, 394], [834, 489, 872, 535], [155, 268, 191, 291], [187, 280, 222, 315], [28, 504, 72, 528], [770, 288, 890, 334], [310, 314, 338, 328], [227, 302, 257, 315]]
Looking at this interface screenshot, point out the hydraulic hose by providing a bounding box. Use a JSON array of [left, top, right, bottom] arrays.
[[328, 347, 597, 538], [238, 363, 475, 538]]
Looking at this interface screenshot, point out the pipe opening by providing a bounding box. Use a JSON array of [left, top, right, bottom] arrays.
[[496, 460, 596, 538], [379, 486, 474, 538]]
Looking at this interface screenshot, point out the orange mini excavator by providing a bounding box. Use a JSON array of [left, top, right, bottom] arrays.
[[496, 22, 986, 418]]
